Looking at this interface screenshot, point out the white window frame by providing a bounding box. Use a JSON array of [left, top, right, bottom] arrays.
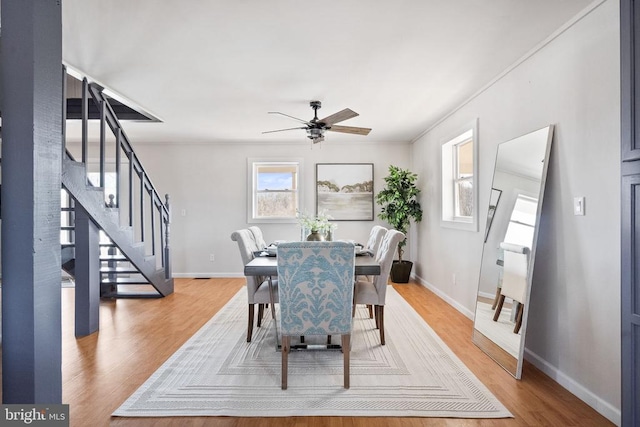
[[247, 158, 303, 224], [440, 119, 479, 231]]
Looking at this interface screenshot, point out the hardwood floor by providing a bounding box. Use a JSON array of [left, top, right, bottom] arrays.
[[3, 278, 614, 426]]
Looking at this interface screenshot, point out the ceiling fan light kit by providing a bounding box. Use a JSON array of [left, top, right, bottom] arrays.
[[263, 100, 371, 143]]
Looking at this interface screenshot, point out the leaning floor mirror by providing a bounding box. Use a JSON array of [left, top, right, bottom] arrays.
[[472, 125, 554, 379]]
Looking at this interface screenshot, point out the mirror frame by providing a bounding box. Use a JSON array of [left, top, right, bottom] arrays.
[[472, 125, 554, 379]]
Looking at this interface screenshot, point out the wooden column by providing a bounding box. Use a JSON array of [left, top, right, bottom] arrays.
[[621, 1, 640, 425], [74, 205, 101, 337], [0, 0, 63, 403]]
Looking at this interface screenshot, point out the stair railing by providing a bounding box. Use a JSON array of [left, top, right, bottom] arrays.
[[64, 76, 171, 276]]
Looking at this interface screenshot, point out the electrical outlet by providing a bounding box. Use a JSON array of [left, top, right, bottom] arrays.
[[181, 209, 187, 217], [209, 254, 215, 262]]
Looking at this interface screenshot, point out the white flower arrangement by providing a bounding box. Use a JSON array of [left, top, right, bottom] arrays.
[[297, 210, 337, 234]]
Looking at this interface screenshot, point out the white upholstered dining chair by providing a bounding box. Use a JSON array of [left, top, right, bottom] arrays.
[[493, 245, 529, 334], [231, 229, 276, 342], [360, 225, 388, 317], [276, 241, 356, 389], [353, 229, 404, 345], [365, 225, 387, 255], [248, 226, 267, 250]]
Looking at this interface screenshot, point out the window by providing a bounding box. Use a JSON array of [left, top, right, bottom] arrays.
[[503, 194, 538, 249], [87, 172, 117, 206], [86, 172, 118, 244], [441, 120, 478, 231], [454, 138, 474, 218], [248, 159, 302, 223]]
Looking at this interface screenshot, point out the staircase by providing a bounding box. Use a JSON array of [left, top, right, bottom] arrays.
[[1, 71, 172, 297], [60, 72, 173, 298]]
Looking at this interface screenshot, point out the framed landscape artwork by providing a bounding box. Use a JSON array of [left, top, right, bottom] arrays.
[[484, 188, 502, 242], [316, 163, 374, 220]]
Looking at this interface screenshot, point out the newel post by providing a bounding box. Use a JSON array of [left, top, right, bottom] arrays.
[[164, 194, 172, 279]]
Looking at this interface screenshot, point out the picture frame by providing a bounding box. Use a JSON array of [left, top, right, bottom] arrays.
[[484, 188, 502, 242], [316, 163, 374, 220]]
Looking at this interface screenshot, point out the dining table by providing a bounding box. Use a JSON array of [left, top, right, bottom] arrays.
[[243, 253, 381, 277], [243, 252, 381, 351]]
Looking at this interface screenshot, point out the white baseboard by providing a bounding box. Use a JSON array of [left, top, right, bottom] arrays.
[[477, 290, 494, 300], [411, 274, 474, 320], [524, 349, 621, 426], [412, 274, 620, 426], [171, 272, 244, 279]]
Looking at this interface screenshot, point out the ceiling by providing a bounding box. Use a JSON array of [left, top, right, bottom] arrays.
[[62, 0, 595, 145]]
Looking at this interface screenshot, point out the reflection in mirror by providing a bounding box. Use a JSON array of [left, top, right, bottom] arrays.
[[472, 125, 554, 379]]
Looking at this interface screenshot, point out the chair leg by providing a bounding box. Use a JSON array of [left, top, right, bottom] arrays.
[[281, 336, 290, 390], [342, 335, 351, 389], [491, 286, 502, 310], [493, 295, 506, 321], [257, 304, 264, 327], [367, 304, 374, 319], [378, 306, 385, 345], [327, 335, 332, 345], [514, 304, 524, 334], [374, 305, 380, 329], [513, 302, 521, 319], [247, 304, 255, 342]]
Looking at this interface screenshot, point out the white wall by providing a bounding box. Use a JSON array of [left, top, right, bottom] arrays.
[[132, 141, 411, 277], [410, 0, 620, 424]]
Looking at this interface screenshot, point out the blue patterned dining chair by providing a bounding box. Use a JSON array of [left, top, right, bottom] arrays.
[[353, 229, 405, 345], [231, 229, 276, 342], [276, 241, 356, 389]]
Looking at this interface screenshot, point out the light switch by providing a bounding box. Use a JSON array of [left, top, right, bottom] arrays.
[[573, 196, 585, 216]]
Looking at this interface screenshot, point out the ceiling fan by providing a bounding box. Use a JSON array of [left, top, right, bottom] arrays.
[[262, 100, 371, 144]]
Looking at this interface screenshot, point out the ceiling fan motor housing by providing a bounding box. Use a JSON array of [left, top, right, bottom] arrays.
[[307, 127, 324, 139]]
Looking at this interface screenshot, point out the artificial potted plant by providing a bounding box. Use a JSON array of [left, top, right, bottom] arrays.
[[376, 165, 423, 283]]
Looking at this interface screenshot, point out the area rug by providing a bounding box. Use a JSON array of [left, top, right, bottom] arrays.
[[113, 287, 512, 418]]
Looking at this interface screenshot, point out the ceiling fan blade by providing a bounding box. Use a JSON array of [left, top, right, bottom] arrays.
[[319, 108, 359, 126], [268, 111, 309, 124], [312, 136, 325, 144], [262, 126, 307, 134], [327, 125, 371, 136]]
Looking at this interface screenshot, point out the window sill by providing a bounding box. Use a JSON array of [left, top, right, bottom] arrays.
[[440, 218, 478, 232], [247, 217, 298, 224]]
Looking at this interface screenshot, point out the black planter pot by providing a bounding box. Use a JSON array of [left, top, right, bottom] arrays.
[[390, 260, 413, 283]]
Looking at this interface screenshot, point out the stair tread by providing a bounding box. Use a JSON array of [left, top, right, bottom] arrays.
[[100, 267, 140, 273], [101, 277, 149, 285], [101, 289, 161, 299], [100, 255, 128, 261]]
